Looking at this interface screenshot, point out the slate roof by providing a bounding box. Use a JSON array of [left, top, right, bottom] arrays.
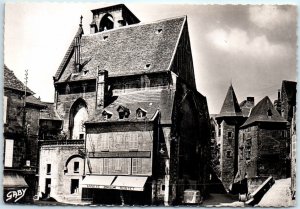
[[54, 27, 84, 80], [86, 89, 175, 124], [40, 102, 63, 121], [4, 65, 34, 95], [241, 96, 287, 128], [26, 95, 46, 108], [217, 85, 243, 118], [282, 80, 296, 104], [54, 16, 186, 82]]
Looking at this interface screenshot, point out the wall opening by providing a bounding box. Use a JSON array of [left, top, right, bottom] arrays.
[[69, 98, 88, 139], [99, 14, 114, 32]]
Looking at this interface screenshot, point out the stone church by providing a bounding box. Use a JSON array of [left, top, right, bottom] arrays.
[[38, 4, 211, 205]]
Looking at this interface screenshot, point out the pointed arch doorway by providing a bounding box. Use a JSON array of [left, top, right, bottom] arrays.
[[69, 98, 88, 140]]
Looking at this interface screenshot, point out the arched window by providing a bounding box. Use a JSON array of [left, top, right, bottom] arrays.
[[99, 14, 114, 32], [69, 98, 88, 139]]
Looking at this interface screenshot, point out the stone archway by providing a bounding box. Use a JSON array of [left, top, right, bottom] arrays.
[[69, 98, 88, 139], [99, 13, 114, 32]]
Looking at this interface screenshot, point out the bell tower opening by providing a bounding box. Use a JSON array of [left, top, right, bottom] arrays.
[[90, 4, 140, 34], [99, 14, 114, 32]]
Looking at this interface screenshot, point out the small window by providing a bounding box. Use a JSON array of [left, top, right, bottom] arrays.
[[103, 35, 109, 40], [3, 96, 7, 124], [155, 28, 163, 34], [136, 108, 147, 118], [102, 110, 113, 120], [267, 109, 273, 117], [79, 134, 84, 140], [4, 139, 14, 167], [161, 184, 165, 191], [71, 179, 79, 194], [245, 147, 251, 160], [117, 106, 130, 119], [132, 158, 138, 174], [226, 150, 232, 158], [228, 132, 232, 138], [144, 63, 151, 69], [47, 164, 51, 175], [74, 162, 79, 173]]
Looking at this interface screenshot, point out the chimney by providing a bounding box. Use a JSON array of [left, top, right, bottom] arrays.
[[246, 97, 254, 106], [96, 67, 108, 108]]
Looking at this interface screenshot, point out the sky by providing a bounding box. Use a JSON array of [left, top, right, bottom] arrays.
[[4, 3, 297, 114]]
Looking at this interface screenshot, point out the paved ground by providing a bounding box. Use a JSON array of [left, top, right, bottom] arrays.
[[202, 193, 245, 207], [257, 178, 295, 207]]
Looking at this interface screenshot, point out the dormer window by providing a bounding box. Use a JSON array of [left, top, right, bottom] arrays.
[[102, 110, 113, 120], [144, 63, 151, 70], [117, 105, 130, 119], [155, 28, 163, 34], [136, 108, 147, 118], [267, 109, 273, 118]]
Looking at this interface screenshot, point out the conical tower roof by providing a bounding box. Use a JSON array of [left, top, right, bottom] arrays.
[[241, 96, 287, 128], [217, 85, 243, 118]]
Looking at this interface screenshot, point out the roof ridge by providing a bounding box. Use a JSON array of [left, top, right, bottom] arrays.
[[217, 85, 243, 118], [84, 15, 187, 38], [241, 96, 286, 128], [54, 26, 84, 81]]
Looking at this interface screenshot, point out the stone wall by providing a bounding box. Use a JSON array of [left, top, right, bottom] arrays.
[[38, 144, 84, 202], [56, 91, 97, 138], [238, 124, 288, 179], [238, 126, 259, 179], [220, 120, 237, 190]]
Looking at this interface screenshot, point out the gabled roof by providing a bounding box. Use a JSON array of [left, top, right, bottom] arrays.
[[4, 65, 34, 95], [26, 95, 46, 108], [40, 102, 63, 121], [54, 16, 186, 82], [241, 96, 287, 128], [86, 89, 175, 124], [217, 85, 243, 118], [282, 80, 296, 104], [54, 27, 84, 80]]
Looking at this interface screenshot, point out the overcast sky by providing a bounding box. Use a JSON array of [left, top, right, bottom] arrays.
[[4, 3, 297, 114]]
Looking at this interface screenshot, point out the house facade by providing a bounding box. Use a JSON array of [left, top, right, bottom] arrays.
[[3, 65, 45, 203], [38, 4, 211, 205], [237, 96, 288, 179]]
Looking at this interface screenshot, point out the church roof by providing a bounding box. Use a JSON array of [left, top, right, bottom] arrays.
[[54, 16, 186, 82], [4, 65, 34, 95], [241, 96, 287, 128], [217, 85, 243, 118], [86, 89, 175, 124], [282, 80, 296, 104]]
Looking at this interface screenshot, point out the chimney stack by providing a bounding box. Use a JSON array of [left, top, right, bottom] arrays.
[[96, 67, 108, 108]]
